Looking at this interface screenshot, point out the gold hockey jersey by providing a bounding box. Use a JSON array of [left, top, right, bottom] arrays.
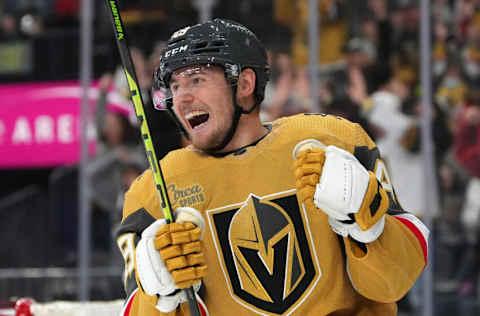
[[117, 113, 429, 316]]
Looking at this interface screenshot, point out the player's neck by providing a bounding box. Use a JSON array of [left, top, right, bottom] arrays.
[[219, 114, 267, 154]]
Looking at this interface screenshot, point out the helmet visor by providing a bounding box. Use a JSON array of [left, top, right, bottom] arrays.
[[152, 64, 236, 111]]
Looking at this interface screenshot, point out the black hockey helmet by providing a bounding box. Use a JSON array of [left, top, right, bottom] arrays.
[[154, 18, 270, 103]]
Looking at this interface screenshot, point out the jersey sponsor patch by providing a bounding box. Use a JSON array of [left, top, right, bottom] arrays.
[[168, 183, 205, 209], [207, 190, 321, 315]]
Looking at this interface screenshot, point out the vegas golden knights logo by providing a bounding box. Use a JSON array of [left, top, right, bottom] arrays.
[[207, 190, 321, 315]]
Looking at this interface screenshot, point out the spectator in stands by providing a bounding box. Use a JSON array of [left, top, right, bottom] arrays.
[[432, 20, 450, 79], [436, 53, 468, 132], [343, 37, 374, 107], [3, 0, 52, 37], [274, 0, 349, 66], [461, 19, 480, 85], [3, 0, 53, 18], [365, 73, 424, 216], [93, 45, 183, 217], [390, 0, 421, 66], [357, 0, 394, 94], [89, 72, 146, 256], [452, 89, 480, 301], [112, 47, 153, 106], [454, 90, 480, 243], [0, 14, 20, 40], [434, 156, 470, 297], [261, 51, 298, 121], [432, 0, 454, 25], [17, 11, 44, 37], [455, 0, 480, 46]]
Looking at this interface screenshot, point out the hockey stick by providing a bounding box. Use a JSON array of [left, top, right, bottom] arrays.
[[105, 1, 202, 315]]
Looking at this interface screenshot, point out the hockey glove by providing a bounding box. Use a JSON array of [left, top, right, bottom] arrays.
[[135, 207, 207, 313], [294, 139, 389, 243]]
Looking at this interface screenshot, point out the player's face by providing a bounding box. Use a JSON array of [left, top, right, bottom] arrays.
[[170, 65, 235, 151]]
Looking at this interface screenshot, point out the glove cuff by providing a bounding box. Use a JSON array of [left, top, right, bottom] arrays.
[[329, 215, 386, 243], [349, 215, 386, 243], [136, 236, 178, 296], [155, 282, 202, 313], [354, 172, 389, 231]]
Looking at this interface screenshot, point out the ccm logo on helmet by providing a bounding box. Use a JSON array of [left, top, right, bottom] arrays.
[[165, 45, 188, 58]]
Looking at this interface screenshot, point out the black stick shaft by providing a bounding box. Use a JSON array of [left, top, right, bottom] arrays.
[[104, 1, 201, 315]]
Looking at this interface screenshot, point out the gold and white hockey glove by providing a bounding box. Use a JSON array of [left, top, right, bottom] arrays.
[[294, 139, 389, 243], [135, 207, 207, 313]]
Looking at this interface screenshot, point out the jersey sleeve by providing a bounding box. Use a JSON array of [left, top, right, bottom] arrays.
[[342, 123, 429, 303], [115, 171, 187, 316]]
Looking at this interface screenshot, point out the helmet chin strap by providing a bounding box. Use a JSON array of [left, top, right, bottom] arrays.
[[204, 87, 260, 154]]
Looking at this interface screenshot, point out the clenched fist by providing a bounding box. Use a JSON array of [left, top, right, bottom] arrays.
[[135, 207, 207, 312], [293, 139, 389, 243]]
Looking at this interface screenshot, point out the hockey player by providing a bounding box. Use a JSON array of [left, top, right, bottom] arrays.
[[116, 18, 429, 316]]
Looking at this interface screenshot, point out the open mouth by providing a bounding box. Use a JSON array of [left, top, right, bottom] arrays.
[[185, 111, 210, 129]]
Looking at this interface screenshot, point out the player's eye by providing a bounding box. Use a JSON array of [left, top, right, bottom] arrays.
[[192, 76, 204, 85], [170, 83, 179, 94]]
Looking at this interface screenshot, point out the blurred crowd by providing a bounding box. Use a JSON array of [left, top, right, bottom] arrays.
[[3, 0, 480, 313], [262, 1, 480, 314], [0, 0, 78, 39]]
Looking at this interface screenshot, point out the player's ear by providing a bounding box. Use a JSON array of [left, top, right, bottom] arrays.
[[237, 68, 256, 98]]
